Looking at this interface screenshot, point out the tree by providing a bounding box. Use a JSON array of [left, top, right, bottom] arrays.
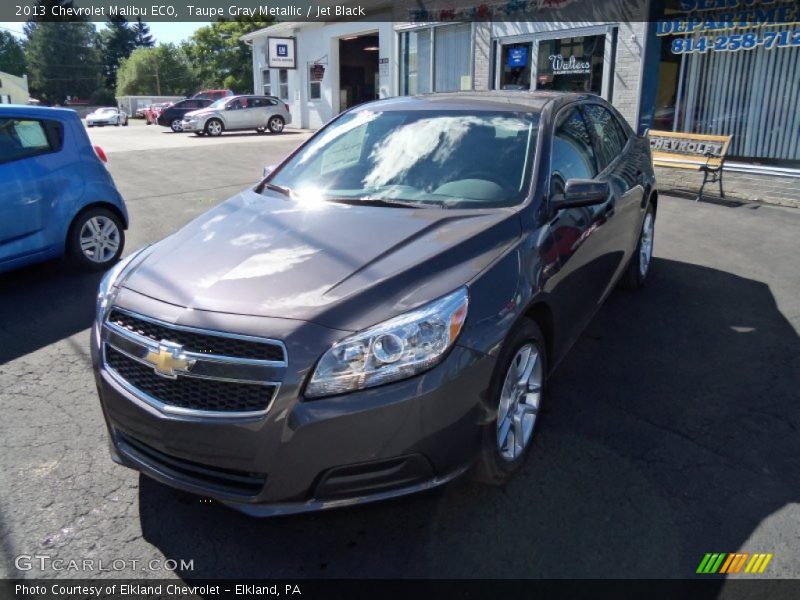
[[24, 3, 102, 103], [100, 16, 138, 90], [0, 31, 26, 77], [183, 18, 273, 94], [132, 18, 155, 48], [116, 44, 196, 96]]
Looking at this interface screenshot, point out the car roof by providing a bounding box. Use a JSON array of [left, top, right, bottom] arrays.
[[358, 91, 596, 113], [0, 105, 81, 121]]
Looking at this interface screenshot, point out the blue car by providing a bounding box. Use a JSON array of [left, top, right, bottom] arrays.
[[0, 105, 128, 273]]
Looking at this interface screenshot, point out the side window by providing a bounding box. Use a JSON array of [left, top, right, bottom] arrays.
[[550, 107, 598, 197], [583, 104, 627, 170], [0, 118, 55, 165]]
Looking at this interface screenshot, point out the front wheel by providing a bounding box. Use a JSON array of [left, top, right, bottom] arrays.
[[170, 119, 183, 133], [474, 318, 547, 485], [205, 118, 224, 137], [619, 204, 655, 290], [267, 116, 285, 134], [67, 207, 125, 271]]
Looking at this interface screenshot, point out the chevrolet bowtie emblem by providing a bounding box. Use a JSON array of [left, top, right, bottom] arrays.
[[145, 341, 195, 379]]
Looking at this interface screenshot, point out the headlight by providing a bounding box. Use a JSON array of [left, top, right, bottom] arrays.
[[95, 246, 149, 326], [306, 287, 468, 399]]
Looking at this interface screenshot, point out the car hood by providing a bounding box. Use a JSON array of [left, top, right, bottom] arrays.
[[122, 190, 521, 331]]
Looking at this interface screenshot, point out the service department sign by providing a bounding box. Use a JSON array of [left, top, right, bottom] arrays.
[[268, 37, 296, 69]]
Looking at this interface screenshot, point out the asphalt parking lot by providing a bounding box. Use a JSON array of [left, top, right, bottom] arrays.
[[1, 122, 798, 581]]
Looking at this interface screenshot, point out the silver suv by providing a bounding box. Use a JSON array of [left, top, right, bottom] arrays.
[[182, 95, 291, 137]]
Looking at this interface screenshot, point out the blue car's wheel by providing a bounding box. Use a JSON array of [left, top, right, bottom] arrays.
[[67, 207, 125, 271]]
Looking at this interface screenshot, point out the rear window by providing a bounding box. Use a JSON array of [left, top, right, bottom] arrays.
[[0, 118, 62, 165]]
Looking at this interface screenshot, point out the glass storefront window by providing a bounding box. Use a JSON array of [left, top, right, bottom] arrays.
[[536, 35, 605, 95], [400, 24, 471, 95], [654, 29, 800, 164], [278, 69, 289, 101], [500, 43, 533, 90], [434, 23, 472, 92], [400, 29, 431, 95]]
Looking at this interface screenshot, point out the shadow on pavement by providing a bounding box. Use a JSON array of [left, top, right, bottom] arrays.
[[0, 260, 104, 364], [137, 257, 800, 578]]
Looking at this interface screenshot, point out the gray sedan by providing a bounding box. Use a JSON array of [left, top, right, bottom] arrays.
[[181, 95, 291, 137]]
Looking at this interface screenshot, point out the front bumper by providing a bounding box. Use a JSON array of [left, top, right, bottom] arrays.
[[87, 119, 115, 126], [92, 296, 495, 516], [180, 120, 203, 132]]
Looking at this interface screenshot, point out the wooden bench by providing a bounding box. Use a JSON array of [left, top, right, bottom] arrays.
[[648, 130, 732, 202]]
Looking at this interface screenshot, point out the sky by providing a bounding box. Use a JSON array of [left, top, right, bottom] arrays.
[[0, 21, 208, 44]]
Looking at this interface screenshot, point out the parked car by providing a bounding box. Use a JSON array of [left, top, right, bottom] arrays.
[[0, 106, 128, 273], [92, 92, 656, 516], [192, 89, 234, 101], [157, 98, 213, 132], [144, 102, 171, 125], [86, 107, 128, 127], [181, 95, 291, 136]]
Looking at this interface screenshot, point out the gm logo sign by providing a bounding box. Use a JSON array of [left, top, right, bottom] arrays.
[[277, 44, 288, 57], [697, 552, 773, 574]]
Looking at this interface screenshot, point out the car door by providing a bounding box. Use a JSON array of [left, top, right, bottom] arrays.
[[238, 96, 263, 129], [544, 104, 620, 346], [249, 97, 273, 128], [582, 102, 644, 287], [0, 116, 65, 262], [222, 98, 248, 130]]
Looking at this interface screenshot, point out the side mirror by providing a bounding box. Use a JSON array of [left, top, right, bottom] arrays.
[[263, 164, 277, 178], [552, 179, 609, 210]]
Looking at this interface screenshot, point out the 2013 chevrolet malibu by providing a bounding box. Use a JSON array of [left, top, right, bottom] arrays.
[[92, 92, 657, 516]]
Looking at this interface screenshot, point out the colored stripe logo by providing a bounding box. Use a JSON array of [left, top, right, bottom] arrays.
[[696, 552, 773, 574]]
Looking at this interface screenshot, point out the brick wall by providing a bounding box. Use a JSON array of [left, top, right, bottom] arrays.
[[473, 22, 492, 91], [610, 22, 645, 127], [655, 167, 800, 208]]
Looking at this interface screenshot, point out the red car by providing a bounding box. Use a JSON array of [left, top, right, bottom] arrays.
[[192, 89, 234, 101]]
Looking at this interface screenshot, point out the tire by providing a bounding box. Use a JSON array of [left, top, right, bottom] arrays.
[[66, 207, 125, 271], [123, 118, 129, 127], [619, 203, 655, 290], [170, 119, 183, 133], [474, 318, 547, 485], [115, 120, 120, 127], [255, 127, 266, 134], [267, 116, 285, 134], [205, 118, 224, 137], [194, 132, 205, 137]]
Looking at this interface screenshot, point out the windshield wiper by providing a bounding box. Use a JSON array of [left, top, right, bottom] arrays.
[[326, 197, 438, 209], [261, 182, 294, 198]]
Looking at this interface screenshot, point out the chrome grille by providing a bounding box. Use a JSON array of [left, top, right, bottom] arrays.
[[106, 347, 275, 413], [101, 307, 285, 418], [107, 308, 285, 362]]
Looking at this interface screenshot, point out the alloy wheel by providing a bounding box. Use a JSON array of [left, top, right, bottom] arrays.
[[79, 216, 120, 264], [171, 119, 183, 132], [497, 343, 543, 461], [269, 117, 284, 133], [207, 120, 222, 136]]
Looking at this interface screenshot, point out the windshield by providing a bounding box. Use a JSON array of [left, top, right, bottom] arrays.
[[98, 108, 116, 113], [268, 109, 539, 208], [208, 98, 229, 110]]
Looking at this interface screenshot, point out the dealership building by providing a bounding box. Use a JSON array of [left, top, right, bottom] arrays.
[[243, 12, 800, 205]]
